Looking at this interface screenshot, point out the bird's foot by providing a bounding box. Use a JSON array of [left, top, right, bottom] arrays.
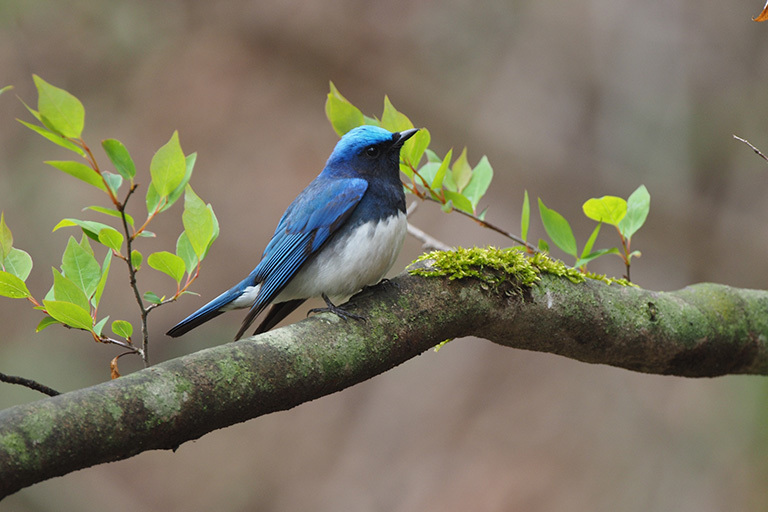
[[308, 293, 367, 323]]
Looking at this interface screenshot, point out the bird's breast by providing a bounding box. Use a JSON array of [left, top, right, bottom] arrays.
[[276, 211, 407, 302]]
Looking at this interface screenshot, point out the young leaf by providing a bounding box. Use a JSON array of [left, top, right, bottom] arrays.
[[17, 119, 86, 157], [52, 268, 90, 311], [54, 218, 113, 242], [43, 299, 93, 331], [147, 251, 185, 284], [0, 212, 12, 260], [92, 251, 112, 309], [103, 172, 123, 195], [381, 96, 414, 133], [618, 185, 650, 240], [582, 196, 627, 226], [143, 291, 163, 304], [176, 232, 199, 275], [97, 227, 124, 253], [3, 248, 33, 281], [431, 149, 453, 191], [580, 223, 602, 260], [182, 186, 214, 258], [405, 128, 430, 169], [0, 85, 13, 96], [130, 250, 142, 271], [101, 138, 136, 181], [45, 160, 106, 192], [0, 271, 31, 298], [84, 206, 134, 228], [521, 190, 530, 243], [33, 75, 85, 139], [325, 82, 365, 136], [538, 198, 577, 258], [36, 316, 60, 332], [163, 152, 196, 212], [150, 131, 186, 197], [443, 190, 475, 215], [61, 236, 101, 297], [575, 248, 621, 268], [111, 320, 133, 339], [451, 148, 472, 193], [462, 156, 493, 211], [93, 316, 109, 337]]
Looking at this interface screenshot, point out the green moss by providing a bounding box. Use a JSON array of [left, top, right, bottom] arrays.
[[0, 432, 30, 465], [409, 246, 631, 289]]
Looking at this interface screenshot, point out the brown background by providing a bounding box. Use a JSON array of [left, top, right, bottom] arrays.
[[2, 1, 768, 510]]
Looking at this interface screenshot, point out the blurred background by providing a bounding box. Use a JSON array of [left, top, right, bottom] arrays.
[[2, 0, 768, 510]]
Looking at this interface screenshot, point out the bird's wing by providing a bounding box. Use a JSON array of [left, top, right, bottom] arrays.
[[234, 177, 367, 338]]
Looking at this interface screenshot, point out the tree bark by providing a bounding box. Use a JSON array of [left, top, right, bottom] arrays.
[[2, 270, 768, 498]]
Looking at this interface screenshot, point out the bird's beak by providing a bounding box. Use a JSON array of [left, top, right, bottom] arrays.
[[395, 128, 419, 146]]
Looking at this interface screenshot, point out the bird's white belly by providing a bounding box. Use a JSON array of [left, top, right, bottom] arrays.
[[275, 211, 407, 302]]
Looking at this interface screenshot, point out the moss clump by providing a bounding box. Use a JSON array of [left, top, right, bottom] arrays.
[[409, 246, 630, 289]]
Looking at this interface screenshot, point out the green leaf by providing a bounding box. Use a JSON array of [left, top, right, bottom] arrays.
[[425, 149, 441, 163], [111, 320, 133, 339], [431, 149, 453, 191], [462, 156, 493, 211], [3, 248, 33, 281], [84, 206, 134, 228], [405, 128, 430, 169], [33, 75, 85, 138], [61, 236, 101, 297], [145, 152, 196, 215], [443, 190, 475, 215], [92, 251, 111, 309], [0, 271, 31, 298], [98, 227, 124, 253], [0, 212, 11, 260], [618, 185, 650, 240], [36, 316, 60, 332], [538, 198, 577, 258], [93, 316, 109, 337], [182, 186, 214, 258], [325, 82, 365, 136], [101, 138, 136, 181], [52, 268, 90, 311], [380, 96, 413, 133], [143, 291, 163, 304], [582, 196, 627, 226], [538, 239, 550, 253], [451, 147, 472, 193], [17, 119, 86, 156], [0, 85, 13, 96], [176, 232, 198, 275], [103, 172, 123, 195], [441, 199, 454, 213], [147, 251, 185, 284], [45, 160, 106, 192], [131, 250, 142, 271], [43, 299, 93, 331], [580, 223, 602, 260], [575, 248, 621, 268], [53, 218, 113, 241], [150, 130, 186, 197], [521, 190, 530, 243]]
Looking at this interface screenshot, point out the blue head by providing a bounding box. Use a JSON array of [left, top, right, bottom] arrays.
[[324, 125, 418, 182]]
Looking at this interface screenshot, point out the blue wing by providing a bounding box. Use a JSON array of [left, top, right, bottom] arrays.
[[167, 176, 367, 340], [233, 177, 367, 338]]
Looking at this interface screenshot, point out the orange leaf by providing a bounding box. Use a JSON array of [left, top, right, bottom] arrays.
[[754, 1, 768, 21]]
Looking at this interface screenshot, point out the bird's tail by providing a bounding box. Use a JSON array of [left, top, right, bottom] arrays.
[[166, 279, 253, 337]]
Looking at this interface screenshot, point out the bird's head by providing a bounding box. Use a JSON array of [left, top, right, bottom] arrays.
[[325, 125, 419, 179]]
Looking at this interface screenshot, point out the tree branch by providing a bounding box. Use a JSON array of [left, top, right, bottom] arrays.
[[2, 268, 768, 498]]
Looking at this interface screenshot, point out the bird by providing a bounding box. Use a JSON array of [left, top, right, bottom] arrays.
[[166, 125, 419, 340]]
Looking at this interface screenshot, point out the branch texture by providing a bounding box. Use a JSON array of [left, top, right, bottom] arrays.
[[2, 270, 768, 497]]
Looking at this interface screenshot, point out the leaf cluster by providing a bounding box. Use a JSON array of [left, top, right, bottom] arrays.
[[0, 76, 218, 371]]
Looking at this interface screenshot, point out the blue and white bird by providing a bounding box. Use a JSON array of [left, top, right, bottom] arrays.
[[167, 125, 418, 340]]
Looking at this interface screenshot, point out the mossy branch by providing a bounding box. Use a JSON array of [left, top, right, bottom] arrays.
[[2, 250, 768, 498]]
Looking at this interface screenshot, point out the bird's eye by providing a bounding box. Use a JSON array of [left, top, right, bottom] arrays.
[[365, 146, 380, 158]]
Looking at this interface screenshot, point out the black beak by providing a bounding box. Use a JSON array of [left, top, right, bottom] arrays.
[[394, 128, 419, 146]]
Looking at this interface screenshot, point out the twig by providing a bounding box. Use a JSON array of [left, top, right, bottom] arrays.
[[405, 202, 453, 251], [0, 372, 60, 396], [733, 135, 768, 163]]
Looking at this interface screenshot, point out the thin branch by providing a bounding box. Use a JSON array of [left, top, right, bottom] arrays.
[[733, 135, 768, 163], [405, 202, 453, 251], [0, 372, 60, 397]]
